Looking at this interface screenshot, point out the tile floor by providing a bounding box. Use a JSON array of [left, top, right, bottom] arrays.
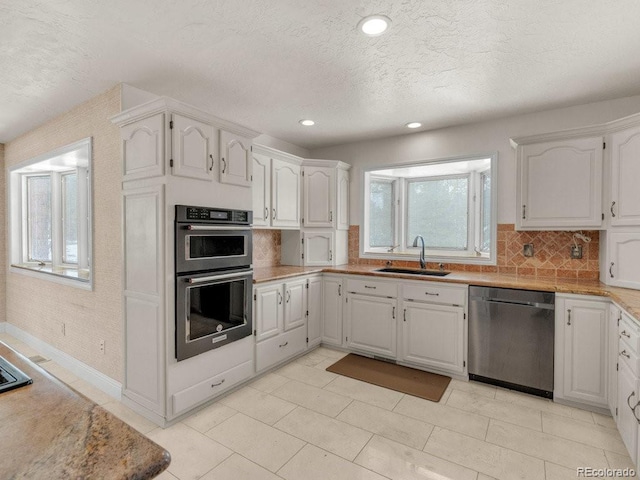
[[1, 333, 637, 480]]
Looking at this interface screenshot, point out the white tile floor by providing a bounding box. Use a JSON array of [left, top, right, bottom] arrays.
[[2, 333, 637, 480]]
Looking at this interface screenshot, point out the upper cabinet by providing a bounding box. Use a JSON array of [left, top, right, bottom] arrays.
[[302, 160, 350, 230], [121, 112, 165, 181], [252, 145, 302, 229], [171, 114, 216, 181], [219, 130, 252, 188], [610, 125, 640, 226], [514, 136, 603, 230]]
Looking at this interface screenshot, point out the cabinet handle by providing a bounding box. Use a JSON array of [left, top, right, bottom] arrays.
[[364, 285, 376, 289], [628, 392, 640, 424], [221, 157, 227, 174], [209, 154, 214, 171], [424, 292, 439, 296], [621, 349, 631, 359], [338, 285, 341, 296], [286, 290, 291, 303], [522, 205, 526, 220], [611, 201, 616, 218], [392, 306, 395, 319], [329, 250, 333, 261], [567, 309, 571, 326], [403, 308, 407, 322], [272, 208, 276, 220], [610, 262, 615, 278], [211, 379, 225, 388], [329, 211, 333, 222], [278, 291, 282, 305], [279, 341, 289, 348], [264, 207, 269, 221], [621, 330, 631, 338]]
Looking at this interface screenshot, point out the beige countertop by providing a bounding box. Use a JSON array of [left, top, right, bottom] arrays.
[[254, 264, 640, 321], [0, 343, 170, 479]]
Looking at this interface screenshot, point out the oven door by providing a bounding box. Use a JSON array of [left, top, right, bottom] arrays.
[[175, 224, 252, 273], [175, 269, 253, 361]]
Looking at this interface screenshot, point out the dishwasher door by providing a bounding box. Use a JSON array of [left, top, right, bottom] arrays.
[[468, 286, 555, 398]]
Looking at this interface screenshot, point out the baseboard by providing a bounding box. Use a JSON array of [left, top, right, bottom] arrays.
[[4, 323, 122, 401]]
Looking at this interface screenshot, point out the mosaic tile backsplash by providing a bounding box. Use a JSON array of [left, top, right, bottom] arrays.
[[347, 224, 600, 279], [255, 225, 600, 279]]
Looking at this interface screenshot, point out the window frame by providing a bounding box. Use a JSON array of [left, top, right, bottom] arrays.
[[9, 138, 93, 289], [361, 153, 498, 265], [365, 175, 400, 252]]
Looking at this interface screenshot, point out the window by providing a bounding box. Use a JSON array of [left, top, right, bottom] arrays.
[[362, 154, 497, 264], [9, 138, 92, 287]]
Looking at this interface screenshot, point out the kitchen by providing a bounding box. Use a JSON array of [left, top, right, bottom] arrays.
[[2, 2, 640, 479]]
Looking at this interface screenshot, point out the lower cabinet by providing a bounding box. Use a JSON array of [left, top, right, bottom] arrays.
[[307, 276, 323, 348], [345, 293, 397, 358], [617, 360, 638, 465], [400, 302, 465, 374], [555, 295, 608, 407], [609, 303, 621, 417], [256, 326, 306, 373], [322, 276, 343, 347]]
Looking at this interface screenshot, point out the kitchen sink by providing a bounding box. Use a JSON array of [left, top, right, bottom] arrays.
[[0, 356, 33, 394], [374, 267, 450, 277]]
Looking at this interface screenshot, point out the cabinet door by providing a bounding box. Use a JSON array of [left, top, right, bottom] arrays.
[[307, 276, 322, 347], [336, 168, 350, 230], [607, 233, 640, 289], [171, 114, 216, 181], [401, 302, 465, 374], [284, 278, 306, 331], [272, 159, 301, 228], [303, 231, 335, 266], [345, 293, 396, 358], [252, 153, 270, 227], [121, 113, 165, 181], [322, 277, 343, 346], [220, 130, 252, 187], [254, 284, 283, 342], [617, 360, 639, 464], [303, 166, 335, 227], [610, 126, 640, 226], [562, 298, 608, 406], [517, 136, 603, 229], [609, 303, 621, 418]]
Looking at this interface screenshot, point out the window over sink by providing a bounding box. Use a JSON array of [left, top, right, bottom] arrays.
[[362, 153, 497, 264], [8, 138, 92, 288]]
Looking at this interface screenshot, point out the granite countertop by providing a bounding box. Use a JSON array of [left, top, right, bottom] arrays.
[[0, 343, 170, 479], [254, 264, 640, 322]]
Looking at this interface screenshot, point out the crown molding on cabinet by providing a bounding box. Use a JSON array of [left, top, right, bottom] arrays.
[[253, 143, 304, 165]]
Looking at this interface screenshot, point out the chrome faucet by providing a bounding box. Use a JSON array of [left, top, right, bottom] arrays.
[[412, 235, 426, 269]]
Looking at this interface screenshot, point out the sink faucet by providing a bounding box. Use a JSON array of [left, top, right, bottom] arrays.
[[412, 235, 426, 269]]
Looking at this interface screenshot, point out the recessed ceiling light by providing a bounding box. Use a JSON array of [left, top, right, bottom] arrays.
[[357, 15, 391, 36], [299, 119, 315, 126], [406, 122, 422, 129]]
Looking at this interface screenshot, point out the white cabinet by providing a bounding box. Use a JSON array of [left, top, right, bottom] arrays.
[[610, 125, 640, 226], [609, 303, 621, 417], [252, 145, 302, 229], [302, 160, 350, 229], [345, 293, 397, 359], [617, 360, 638, 464], [307, 276, 322, 348], [604, 233, 640, 289], [304, 231, 335, 266], [219, 130, 252, 187], [322, 276, 343, 347], [514, 136, 603, 230], [254, 276, 316, 373], [399, 281, 467, 376], [280, 230, 348, 267], [555, 296, 608, 407], [121, 113, 165, 181], [171, 114, 216, 181]]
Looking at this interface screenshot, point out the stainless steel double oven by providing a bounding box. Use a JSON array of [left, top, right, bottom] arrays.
[[175, 205, 253, 361]]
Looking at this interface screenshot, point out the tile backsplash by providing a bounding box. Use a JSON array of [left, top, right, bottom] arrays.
[[253, 229, 282, 267], [347, 224, 600, 279]]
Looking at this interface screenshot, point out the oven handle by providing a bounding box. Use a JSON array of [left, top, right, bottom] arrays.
[[187, 270, 253, 284], [185, 225, 250, 231]]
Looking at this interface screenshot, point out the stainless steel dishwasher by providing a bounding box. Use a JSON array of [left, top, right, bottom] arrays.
[[468, 286, 555, 398]]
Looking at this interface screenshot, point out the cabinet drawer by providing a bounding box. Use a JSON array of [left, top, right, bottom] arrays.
[[256, 326, 306, 373], [620, 313, 640, 355], [347, 278, 397, 298], [172, 360, 253, 416], [403, 282, 466, 306]]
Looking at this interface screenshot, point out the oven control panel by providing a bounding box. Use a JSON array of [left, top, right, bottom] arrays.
[[177, 205, 252, 225]]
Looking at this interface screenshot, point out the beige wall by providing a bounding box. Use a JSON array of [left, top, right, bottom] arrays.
[[4, 86, 122, 381], [0, 143, 5, 324]]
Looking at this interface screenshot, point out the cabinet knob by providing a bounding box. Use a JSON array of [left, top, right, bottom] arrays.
[[611, 201, 616, 218], [621, 330, 631, 338], [621, 350, 631, 359], [403, 308, 407, 322], [211, 379, 225, 388], [392, 306, 395, 319], [567, 309, 571, 326], [522, 205, 526, 220], [610, 262, 615, 278], [278, 341, 289, 348], [272, 208, 276, 220], [221, 157, 227, 174], [209, 154, 214, 171], [264, 207, 269, 221]]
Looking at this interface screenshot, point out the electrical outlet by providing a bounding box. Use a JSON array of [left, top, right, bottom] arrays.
[[570, 245, 583, 259], [523, 243, 534, 257], [99, 340, 105, 354]]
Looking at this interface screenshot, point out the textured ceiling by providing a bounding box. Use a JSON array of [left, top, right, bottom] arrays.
[[3, 0, 640, 148]]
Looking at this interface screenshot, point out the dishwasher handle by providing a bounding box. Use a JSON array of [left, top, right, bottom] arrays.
[[469, 296, 555, 310]]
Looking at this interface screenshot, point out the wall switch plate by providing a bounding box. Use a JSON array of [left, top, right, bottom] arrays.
[[570, 245, 583, 259], [523, 243, 534, 257]]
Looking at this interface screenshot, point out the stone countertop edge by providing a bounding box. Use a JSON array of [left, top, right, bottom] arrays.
[[0, 342, 171, 480], [252, 264, 640, 322]]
